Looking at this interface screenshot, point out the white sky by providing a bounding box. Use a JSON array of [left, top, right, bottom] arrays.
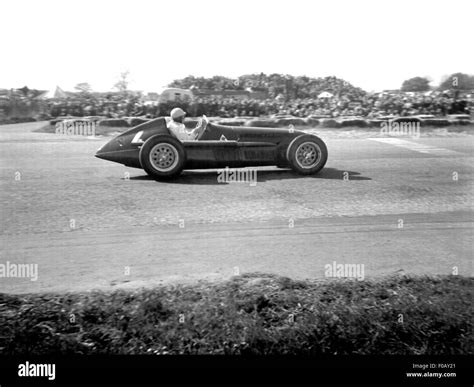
[[1, 0, 472, 93]]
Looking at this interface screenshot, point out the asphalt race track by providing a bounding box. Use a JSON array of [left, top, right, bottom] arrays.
[[0, 122, 473, 293]]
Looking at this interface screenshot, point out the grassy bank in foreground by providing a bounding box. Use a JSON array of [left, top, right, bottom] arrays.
[[1, 274, 472, 355]]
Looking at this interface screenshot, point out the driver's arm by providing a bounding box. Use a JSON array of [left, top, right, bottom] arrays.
[[191, 116, 209, 140]]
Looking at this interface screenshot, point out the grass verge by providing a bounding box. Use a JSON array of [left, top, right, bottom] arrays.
[[0, 273, 472, 355]]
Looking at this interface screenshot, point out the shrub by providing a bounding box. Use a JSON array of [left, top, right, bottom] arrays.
[[275, 118, 307, 127], [340, 119, 369, 128], [450, 120, 472, 126], [0, 117, 37, 125], [391, 117, 422, 124], [320, 119, 341, 128], [98, 119, 130, 128], [420, 119, 451, 127], [217, 120, 247, 127], [305, 117, 320, 126], [245, 119, 278, 128], [368, 120, 385, 128], [128, 118, 150, 127], [83, 116, 104, 122]]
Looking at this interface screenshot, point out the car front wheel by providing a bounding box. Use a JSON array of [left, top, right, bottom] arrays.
[[139, 135, 186, 179]]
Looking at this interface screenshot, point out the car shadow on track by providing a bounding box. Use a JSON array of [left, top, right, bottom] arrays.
[[128, 168, 371, 185]]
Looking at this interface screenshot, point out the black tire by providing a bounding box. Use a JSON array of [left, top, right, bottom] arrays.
[[286, 134, 328, 175], [139, 135, 186, 179]]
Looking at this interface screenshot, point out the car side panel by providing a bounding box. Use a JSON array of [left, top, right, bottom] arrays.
[[183, 141, 284, 169]]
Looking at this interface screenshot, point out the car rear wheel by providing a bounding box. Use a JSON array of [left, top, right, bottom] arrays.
[[139, 135, 186, 179], [286, 134, 328, 175]]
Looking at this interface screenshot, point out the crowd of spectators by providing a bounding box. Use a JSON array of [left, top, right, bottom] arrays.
[[47, 94, 143, 118], [1, 74, 471, 124], [44, 91, 470, 120], [177, 92, 470, 118]]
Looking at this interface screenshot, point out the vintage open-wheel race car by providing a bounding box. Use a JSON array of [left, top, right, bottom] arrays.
[[95, 116, 328, 180]]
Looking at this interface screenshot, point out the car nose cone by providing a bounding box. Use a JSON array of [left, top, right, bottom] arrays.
[[95, 137, 123, 161], [95, 149, 112, 161]]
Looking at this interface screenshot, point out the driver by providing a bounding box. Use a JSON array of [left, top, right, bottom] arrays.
[[167, 107, 207, 141]]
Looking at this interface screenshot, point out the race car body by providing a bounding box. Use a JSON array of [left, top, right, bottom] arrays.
[[95, 116, 328, 179]]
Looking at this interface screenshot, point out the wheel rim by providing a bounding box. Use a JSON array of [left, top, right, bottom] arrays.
[[149, 143, 179, 172], [295, 141, 321, 169]]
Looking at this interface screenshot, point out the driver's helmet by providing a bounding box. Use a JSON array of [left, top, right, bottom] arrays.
[[170, 107, 186, 123]]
